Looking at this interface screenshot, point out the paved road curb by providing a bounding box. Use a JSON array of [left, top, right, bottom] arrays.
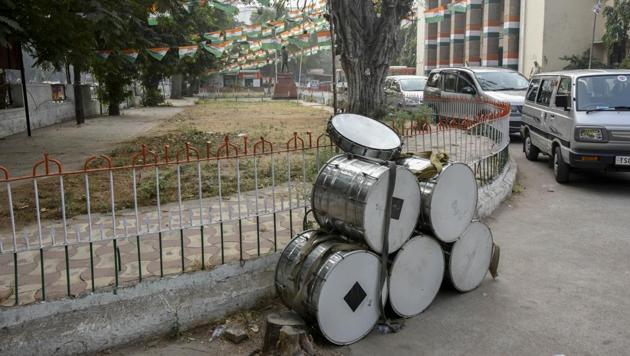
[[476, 157, 518, 219], [0, 253, 280, 356]]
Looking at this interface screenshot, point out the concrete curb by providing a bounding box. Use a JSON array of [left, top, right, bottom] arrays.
[[476, 157, 518, 219], [0, 253, 281, 356]]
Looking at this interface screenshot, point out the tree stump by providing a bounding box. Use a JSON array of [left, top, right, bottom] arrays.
[[262, 311, 314, 356]]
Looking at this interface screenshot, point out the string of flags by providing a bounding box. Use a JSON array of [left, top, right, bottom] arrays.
[[96, 0, 330, 72]]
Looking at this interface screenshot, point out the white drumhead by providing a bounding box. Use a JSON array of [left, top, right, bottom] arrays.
[[331, 114, 401, 150], [430, 163, 478, 243], [389, 236, 444, 317], [316, 251, 381, 345], [364, 166, 421, 254], [449, 222, 493, 292]]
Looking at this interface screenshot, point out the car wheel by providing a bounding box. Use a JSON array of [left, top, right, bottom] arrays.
[[523, 133, 540, 161], [553, 146, 570, 184]]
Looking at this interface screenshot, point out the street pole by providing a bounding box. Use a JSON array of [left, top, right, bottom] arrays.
[[589, 0, 601, 69], [298, 51, 303, 103], [589, 12, 597, 69], [18, 43, 31, 137]]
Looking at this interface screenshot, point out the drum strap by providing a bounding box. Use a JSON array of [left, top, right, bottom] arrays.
[[489, 242, 500, 279], [376, 162, 404, 333]]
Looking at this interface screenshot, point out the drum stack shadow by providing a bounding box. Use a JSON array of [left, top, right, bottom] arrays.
[[275, 114, 498, 346]]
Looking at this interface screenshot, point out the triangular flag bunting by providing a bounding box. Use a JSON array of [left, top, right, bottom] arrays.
[[178, 45, 198, 58], [147, 47, 169, 61]]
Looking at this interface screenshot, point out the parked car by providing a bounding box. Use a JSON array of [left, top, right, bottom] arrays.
[[423, 67, 529, 134], [385, 75, 428, 108], [521, 69, 630, 183]]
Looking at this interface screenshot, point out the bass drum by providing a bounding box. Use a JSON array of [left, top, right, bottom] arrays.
[[388, 235, 444, 318], [312, 154, 421, 254], [275, 230, 322, 307], [398, 157, 477, 243], [305, 248, 383, 345], [327, 113, 402, 160], [444, 222, 493, 293]]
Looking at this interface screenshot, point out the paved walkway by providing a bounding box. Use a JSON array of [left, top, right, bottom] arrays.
[[0, 101, 194, 177]]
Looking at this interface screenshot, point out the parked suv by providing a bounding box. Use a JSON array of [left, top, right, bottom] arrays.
[[385, 75, 428, 108], [521, 69, 630, 183], [424, 67, 529, 135]]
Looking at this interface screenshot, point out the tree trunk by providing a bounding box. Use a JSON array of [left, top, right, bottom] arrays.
[[73, 64, 85, 124], [331, 0, 413, 118], [108, 102, 120, 116], [262, 311, 309, 355]]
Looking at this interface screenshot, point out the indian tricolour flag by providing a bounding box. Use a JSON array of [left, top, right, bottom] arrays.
[[425, 6, 445, 24], [121, 49, 139, 63], [289, 33, 310, 48], [95, 50, 111, 61], [448, 0, 467, 13], [203, 31, 223, 42], [178, 45, 198, 59], [205, 41, 230, 57], [287, 9, 302, 21], [278, 30, 291, 41], [224, 28, 242, 40], [269, 21, 285, 34], [249, 40, 262, 51], [245, 24, 262, 39], [317, 30, 331, 46], [146, 47, 169, 61], [262, 37, 281, 50], [262, 26, 273, 38]]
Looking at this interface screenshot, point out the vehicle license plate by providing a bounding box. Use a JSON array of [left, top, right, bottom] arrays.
[[615, 156, 630, 166]]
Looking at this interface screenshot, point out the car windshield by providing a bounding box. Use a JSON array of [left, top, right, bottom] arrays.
[[475, 71, 529, 91], [399, 78, 427, 91], [576, 75, 630, 111]]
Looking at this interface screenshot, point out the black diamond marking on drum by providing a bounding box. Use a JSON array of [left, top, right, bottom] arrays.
[[344, 282, 367, 312], [390, 197, 404, 220]]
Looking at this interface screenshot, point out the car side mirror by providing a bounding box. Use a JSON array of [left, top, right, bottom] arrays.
[[555, 95, 570, 111], [462, 86, 476, 95]]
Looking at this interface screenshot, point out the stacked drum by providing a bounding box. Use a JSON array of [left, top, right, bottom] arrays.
[[275, 113, 497, 345]]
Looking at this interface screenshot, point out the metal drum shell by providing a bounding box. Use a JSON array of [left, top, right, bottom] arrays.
[[327, 114, 402, 161], [398, 157, 478, 243], [275, 230, 321, 307], [312, 154, 421, 254], [387, 235, 445, 318], [442, 222, 494, 293], [306, 249, 383, 345]]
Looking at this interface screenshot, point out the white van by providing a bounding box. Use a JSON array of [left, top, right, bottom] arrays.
[[521, 69, 630, 183]]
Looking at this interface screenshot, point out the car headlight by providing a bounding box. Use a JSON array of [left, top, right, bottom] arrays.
[[575, 127, 608, 142]]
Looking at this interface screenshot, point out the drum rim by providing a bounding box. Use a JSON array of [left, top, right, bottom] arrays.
[[427, 162, 478, 243], [313, 248, 382, 345], [388, 235, 445, 317], [329, 114, 402, 154], [447, 221, 493, 293]]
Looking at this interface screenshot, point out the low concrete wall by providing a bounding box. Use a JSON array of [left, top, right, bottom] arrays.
[[0, 253, 280, 356], [476, 158, 518, 219], [0, 83, 100, 138]]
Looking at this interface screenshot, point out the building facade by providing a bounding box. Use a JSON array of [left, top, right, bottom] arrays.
[[417, 0, 614, 76]]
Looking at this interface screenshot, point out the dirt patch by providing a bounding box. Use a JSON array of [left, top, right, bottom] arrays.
[[154, 100, 331, 144], [103, 299, 347, 356]]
